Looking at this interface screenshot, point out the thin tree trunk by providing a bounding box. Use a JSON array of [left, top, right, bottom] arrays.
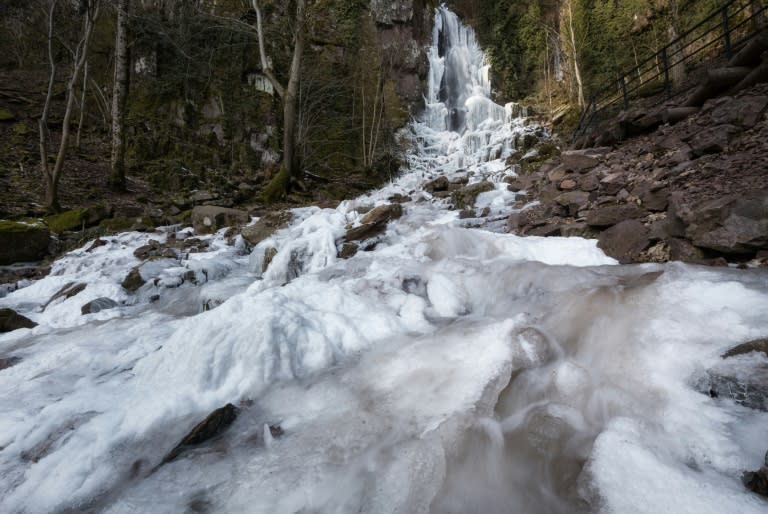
[[46, 0, 100, 211], [282, 0, 306, 180], [251, 0, 285, 99], [110, 0, 130, 191], [565, 0, 585, 108], [39, 0, 58, 182], [76, 60, 88, 149]]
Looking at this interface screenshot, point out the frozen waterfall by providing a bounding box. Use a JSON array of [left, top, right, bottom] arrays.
[[0, 7, 767, 514]]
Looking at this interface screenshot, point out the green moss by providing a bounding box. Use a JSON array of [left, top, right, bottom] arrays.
[[12, 122, 30, 136], [0, 108, 15, 121], [99, 217, 135, 232], [0, 218, 46, 232], [261, 167, 290, 204], [45, 209, 88, 233]]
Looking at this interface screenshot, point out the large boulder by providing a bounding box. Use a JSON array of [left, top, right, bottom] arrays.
[[554, 191, 590, 217], [0, 308, 37, 333], [679, 191, 768, 254], [423, 176, 450, 193], [81, 297, 119, 315], [191, 206, 249, 235], [687, 124, 740, 156], [710, 94, 768, 128], [597, 220, 650, 262], [451, 181, 494, 209], [241, 211, 292, 246], [0, 219, 50, 265], [163, 403, 238, 463]]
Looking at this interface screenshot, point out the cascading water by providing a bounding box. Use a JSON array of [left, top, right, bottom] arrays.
[[0, 7, 767, 514]]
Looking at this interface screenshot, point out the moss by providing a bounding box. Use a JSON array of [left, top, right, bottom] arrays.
[[99, 217, 135, 232], [45, 209, 88, 233], [0, 108, 15, 121], [0, 218, 46, 232], [12, 122, 30, 136], [261, 167, 290, 203]]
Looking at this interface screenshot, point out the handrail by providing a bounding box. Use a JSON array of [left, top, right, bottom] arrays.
[[573, 0, 767, 142]]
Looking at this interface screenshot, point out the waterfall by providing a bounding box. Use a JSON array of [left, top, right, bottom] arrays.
[[415, 6, 531, 175]]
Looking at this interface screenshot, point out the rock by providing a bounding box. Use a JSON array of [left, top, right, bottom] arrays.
[[743, 466, 768, 497], [579, 173, 599, 192], [688, 124, 740, 156], [586, 204, 647, 227], [681, 191, 768, 254], [561, 149, 600, 172], [262, 247, 278, 272], [554, 191, 590, 216], [81, 297, 118, 315], [0, 308, 37, 332], [361, 203, 403, 225], [241, 211, 292, 246], [597, 220, 650, 262], [0, 219, 50, 265], [711, 95, 768, 128], [42, 282, 87, 311], [547, 165, 567, 183], [345, 222, 386, 242], [163, 403, 238, 463], [641, 188, 669, 212], [0, 356, 21, 370], [133, 239, 163, 260], [86, 239, 108, 252], [338, 242, 359, 259], [190, 190, 218, 204], [122, 267, 146, 292], [559, 178, 577, 190], [191, 206, 249, 235], [459, 209, 474, 219], [388, 193, 409, 203], [599, 172, 628, 195], [667, 237, 705, 262], [423, 176, 449, 193], [451, 181, 495, 209], [526, 223, 563, 237], [723, 338, 768, 359]]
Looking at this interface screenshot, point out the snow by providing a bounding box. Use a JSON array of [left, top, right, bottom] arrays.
[[1, 6, 767, 514]]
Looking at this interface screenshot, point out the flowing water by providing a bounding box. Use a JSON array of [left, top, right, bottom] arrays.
[[1, 7, 767, 513]]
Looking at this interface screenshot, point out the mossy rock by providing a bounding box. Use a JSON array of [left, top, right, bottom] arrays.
[[261, 167, 290, 204], [45, 209, 88, 233], [0, 219, 50, 265], [0, 108, 15, 122], [100, 217, 136, 232]]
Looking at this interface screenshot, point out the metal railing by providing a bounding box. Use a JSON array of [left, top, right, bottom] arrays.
[[573, 0, 767, 142]]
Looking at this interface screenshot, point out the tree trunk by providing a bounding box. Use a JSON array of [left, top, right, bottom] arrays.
[[111, 0, 130, 191], [282, 0, 306, 181], [45, 0, 101, 212], [564, 0, 584, 108], [76, 61, 88, 149], [39, 0, 58, 185]]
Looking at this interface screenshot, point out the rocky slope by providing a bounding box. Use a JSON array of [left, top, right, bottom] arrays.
[[506, 83, 768, 266]]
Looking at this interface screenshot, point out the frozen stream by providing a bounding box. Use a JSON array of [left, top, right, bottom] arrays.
[[1, 7, 768, 513]]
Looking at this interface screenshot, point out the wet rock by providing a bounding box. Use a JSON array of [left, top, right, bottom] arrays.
[[42, 282, 87, 311], [241, 211, 292, 246], [85, 239, 108, 252], [586, 204, 647, 227], [743, 466, 768, 497], [597, 220, 651, 262], [723, 338, 768, 359], [338, 242, 359, 259], [361, 203, 403, 225], [191, 206, 249, 235], [262, 247, 278, 272], [388, 193, 410, 203], [459, 209, 474, 219], [423, 176, 449, 193], [81, 297, 119, 315], [133, 239, 162, 260], [121, 267, 146, 292], [667, 237, 705, 262], [0, 308, 37, 332], [0, 219, 50, 265], [163, 403, 238, 463], [0, 356, 21, 370], [451, 181, 494, 209]]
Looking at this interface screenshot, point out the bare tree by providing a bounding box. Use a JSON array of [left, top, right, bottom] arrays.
[[561, 0, 585, 108], [39, 0, 101, 211], [111, 0, 130, 191]]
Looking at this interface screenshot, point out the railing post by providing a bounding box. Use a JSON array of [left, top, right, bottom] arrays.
[[620, 76, 629, 109], [722, 6, 732, 58], [661, 47, 671, 99]]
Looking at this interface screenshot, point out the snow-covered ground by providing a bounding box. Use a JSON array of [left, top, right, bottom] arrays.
[[1, 6, 767, 513]]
